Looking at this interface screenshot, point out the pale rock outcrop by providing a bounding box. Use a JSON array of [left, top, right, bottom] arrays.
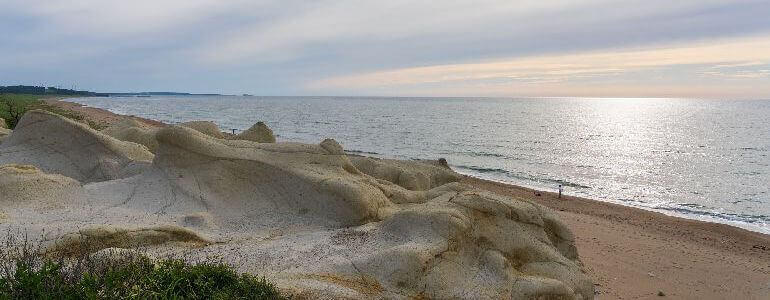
[[349, 156, 461, 191], [101, 118, 161, 152], [0, 119, 594, 299], [0, 110, 154, 183], [180, 121, 225, 139], [0, 127, 10, 143], [234, 121, 276, 143], [0, 117, 7, 128], [0, 164, 83, 208], [87, 125, 388, 229]]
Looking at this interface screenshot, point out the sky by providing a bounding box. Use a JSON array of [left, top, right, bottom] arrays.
[[1, 0, 770, 98]]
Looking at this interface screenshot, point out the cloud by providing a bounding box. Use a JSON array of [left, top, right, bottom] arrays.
[[307, 34, 770, 98], [1, 0, 769, 96]]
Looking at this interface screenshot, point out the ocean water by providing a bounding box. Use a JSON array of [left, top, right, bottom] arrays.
[[69, 96, 770, 234]]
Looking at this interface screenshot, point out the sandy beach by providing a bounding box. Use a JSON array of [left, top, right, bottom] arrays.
[[465, 177, 770, 299], [24, 99, 770, 299]]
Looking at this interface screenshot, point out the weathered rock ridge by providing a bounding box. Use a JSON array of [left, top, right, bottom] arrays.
[[0, 110, 153, 183], [0, 111, 593, 299]]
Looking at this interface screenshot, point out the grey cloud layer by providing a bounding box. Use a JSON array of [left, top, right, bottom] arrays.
[[1, 0, 768, 95]]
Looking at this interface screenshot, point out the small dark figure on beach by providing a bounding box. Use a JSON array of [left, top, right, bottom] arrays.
[[558, 184, 563, 198]]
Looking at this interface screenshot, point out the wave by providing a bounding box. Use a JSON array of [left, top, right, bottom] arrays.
[[454, 165, 591, 189], [450, 150, 512, 159], [654, 203, 770, 225], [456, 165, 509, 174], [610, 199, 770, 229], [345, 149, 381, 156]]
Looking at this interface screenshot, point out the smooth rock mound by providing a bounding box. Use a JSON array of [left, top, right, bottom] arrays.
[[0, 110, 154, 183], [0, 127, 10, 143], [102, 118, 161, 152], [90, 125, 388, 228], [0, 164, 82, 208], [233, 121, 275, 143], [349, 156, 461, 191], [180, 121, 225, 139]]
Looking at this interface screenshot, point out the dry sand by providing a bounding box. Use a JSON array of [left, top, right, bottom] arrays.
[[31, 99, 770, 299]]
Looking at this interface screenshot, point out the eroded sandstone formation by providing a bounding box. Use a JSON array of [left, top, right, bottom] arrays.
[[0, 111, 593, 299], [0, 127, 10, 143], [180, 120, 226, 139], [234, 121, 276, 143], [0, 110, 153, 183], [101, 118, 161, 152]]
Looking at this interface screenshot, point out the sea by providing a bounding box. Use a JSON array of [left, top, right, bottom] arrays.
[[68, 96, 770, 234]]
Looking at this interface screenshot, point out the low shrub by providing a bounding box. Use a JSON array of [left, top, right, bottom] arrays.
[[0, 94, 40, 129], [0, 94, 105, 130], [0, 233, 286, 300]]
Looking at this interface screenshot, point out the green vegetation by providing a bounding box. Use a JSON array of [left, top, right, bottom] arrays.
[[0, 234, 286, 300], [0, 258, 284, 299], [0, 94, 41, 129], [0, 94, 105, 130], [0, 85, 107, 97]]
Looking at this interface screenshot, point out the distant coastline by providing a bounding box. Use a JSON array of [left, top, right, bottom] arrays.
[[0, 85, 233, 98], [106, 92, 231, 97]]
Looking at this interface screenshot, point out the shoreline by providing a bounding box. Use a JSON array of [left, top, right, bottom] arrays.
[[456, 169, 770, 236], [48, 98, 770, 298], [465, 176, 770, 298], [59, 97, 770, 236]]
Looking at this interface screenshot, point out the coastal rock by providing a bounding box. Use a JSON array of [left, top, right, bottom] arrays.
[[102, 118, 161, 152], [0, 110, 154, 183], [233, 121, 276, 143], [91, 125, 389, 228], [0, 122, 593, 299], [349, 156, 462, 191], [0, 127, 10, 143], [0, 164, 83, 208], [180, 121, 225, 139]]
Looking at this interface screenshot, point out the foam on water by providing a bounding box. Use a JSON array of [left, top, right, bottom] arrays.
[[69, 96, 770, 234]]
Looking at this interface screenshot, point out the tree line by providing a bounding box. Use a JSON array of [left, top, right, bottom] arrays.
[[0, 85, 108, 96]]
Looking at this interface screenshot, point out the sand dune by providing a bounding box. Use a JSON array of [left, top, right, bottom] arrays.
[[0, 110, 593, 299]]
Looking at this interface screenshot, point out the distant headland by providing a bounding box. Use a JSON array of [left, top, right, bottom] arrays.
[[0, 85, 229, 97]]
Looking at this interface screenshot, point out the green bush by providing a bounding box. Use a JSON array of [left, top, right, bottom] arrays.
[[0, 94, 105, 130], [0, 233, 286, 300], [0, 94, 42, 129], [0, 258, 285, 299]]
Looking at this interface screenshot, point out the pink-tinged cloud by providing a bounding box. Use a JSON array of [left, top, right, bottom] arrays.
[[308, 35, 770, 98]]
